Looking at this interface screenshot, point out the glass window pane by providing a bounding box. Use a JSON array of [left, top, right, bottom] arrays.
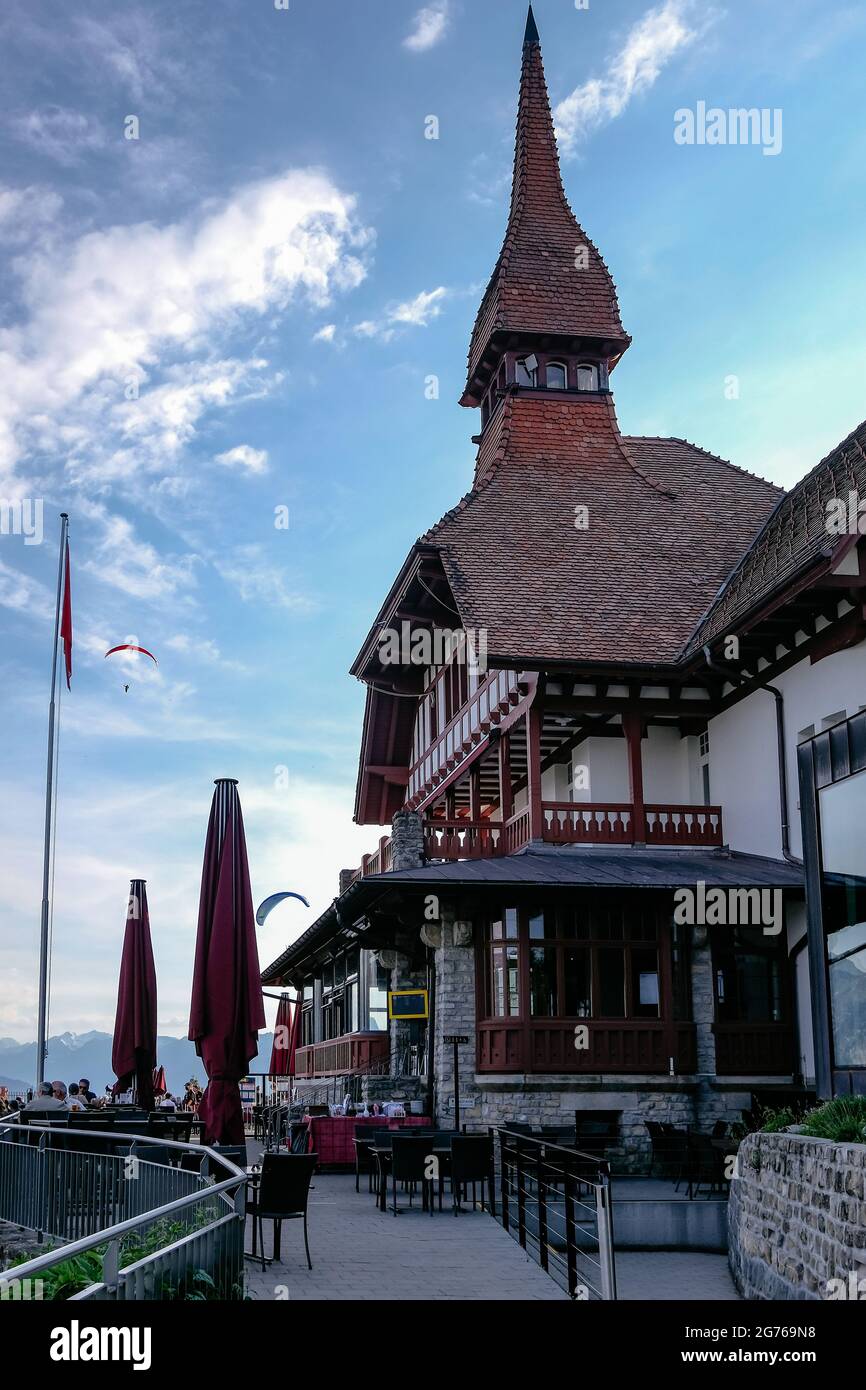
[[528, 910, 546, 940], [632, 947, 660, 1018], [564, 948, 591, 1017], [490, 944, 520, 1016], [530, 946, 558, 1017], [598, 949, 625, 1017], [547, 362, 567, 389], [504, 907, 519, 939]]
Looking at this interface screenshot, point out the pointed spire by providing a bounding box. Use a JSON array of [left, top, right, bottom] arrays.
[[462, 9, 629, 404]]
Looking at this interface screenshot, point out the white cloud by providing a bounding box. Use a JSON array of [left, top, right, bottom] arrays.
[[214, 444, 269, 475], [81, 504, 199, 603], [215, 544, 317, 614], [0, 184, 63, 244], [404, 3, 450, 53], [554, 0, 705, 157], [313, 323, 337, 343], [10, 106, 106, 165], [0, 169, 372, 481], [352, 286, 448, 343]]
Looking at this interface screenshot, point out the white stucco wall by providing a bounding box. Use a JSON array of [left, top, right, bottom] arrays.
[[707, 643, 866, 858]]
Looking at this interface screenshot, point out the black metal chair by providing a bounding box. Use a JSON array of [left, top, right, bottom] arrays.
[[247, 1152, 317, 1271], [686, 1133, 728, 1199], [450, 1135, 494, 1215], [387, 1136, 437, 1216], [206, 1145, 246, 1177], [353, 1125, 388, 1193]]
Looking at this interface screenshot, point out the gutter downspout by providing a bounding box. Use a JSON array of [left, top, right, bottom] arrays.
[[702, 646, 801, 866], [703, 646, 804, 1090]]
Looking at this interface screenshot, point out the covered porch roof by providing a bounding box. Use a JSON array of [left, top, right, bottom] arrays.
[[261, 846, 804, 985]]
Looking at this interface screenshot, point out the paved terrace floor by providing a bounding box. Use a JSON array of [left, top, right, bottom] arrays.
[[242, 1164, 739, 1303]]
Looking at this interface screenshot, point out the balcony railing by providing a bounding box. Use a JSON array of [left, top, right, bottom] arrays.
[[477, 1020, 698, 1075], [351, 802, 724, 879], [294, 1031, 390, 1079], [712, 1021, 795, 1076]]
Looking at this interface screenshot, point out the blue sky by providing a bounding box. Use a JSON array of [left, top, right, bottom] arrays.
[[2, 0, 866, 1044]]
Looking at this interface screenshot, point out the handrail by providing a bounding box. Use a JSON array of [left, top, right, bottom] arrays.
[[0, 1120, 246, 1284]]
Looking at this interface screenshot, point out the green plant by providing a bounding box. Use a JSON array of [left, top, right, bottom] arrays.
[[800, 1096, 866, 1144], [8, 1203, 221, 1300], [760, 1106, 798, 1134]]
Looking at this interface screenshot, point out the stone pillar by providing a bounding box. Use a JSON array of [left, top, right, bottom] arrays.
[[338, 868, 355, 895], [690, 926, 727, 1131], [390, 809, 424, 871], [431, 910, 480, 1128]]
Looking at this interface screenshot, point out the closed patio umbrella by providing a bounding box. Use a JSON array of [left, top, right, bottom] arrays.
[[189, 778, 265, 1146], [268, 992, 300, 1077], [111, 879, 157, 1113], [152, 1065, 167, 1096]]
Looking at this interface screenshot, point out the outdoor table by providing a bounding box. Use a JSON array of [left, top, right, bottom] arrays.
[[372, 1143, 453, 1212], [298, 1114, 429, 1169]]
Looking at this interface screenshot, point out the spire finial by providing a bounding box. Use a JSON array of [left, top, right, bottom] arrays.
[[523, 4, 540, 47]]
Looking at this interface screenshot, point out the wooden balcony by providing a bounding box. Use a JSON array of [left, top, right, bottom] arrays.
[[477, 1019, 698, 1075], [351, 801, 724, 879], [713, 1021, 795, 1076], [294, 1032, 389, 1079]]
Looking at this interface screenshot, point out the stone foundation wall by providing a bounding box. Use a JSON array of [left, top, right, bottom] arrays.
[[728, 1132, 866, 1299]]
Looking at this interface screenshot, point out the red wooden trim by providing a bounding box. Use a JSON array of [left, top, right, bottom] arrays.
[[498, 732, 514, 822], [622, 710, 646, 842], [526, 704, 543, 839]]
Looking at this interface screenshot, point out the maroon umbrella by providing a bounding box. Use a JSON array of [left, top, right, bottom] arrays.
[[152, 1065, 167, 1096], [268, 993, 300, 1077], [188, 779, 265, 1145], [111, 879, 158, 1112]]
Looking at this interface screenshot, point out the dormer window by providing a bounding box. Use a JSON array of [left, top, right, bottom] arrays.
[[515, 355, 538, 387], [546, 361, 567, 390], [576, 363, 599, 391]]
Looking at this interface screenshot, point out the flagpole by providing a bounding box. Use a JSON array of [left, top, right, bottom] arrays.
[[35, 512, 68, 1090]]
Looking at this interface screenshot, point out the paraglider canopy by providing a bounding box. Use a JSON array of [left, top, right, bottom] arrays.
[[105, 644, 158, 665], [255, 891, 310, 926]]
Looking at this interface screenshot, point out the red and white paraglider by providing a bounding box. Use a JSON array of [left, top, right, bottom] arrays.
[[104, 644, 159, 693]]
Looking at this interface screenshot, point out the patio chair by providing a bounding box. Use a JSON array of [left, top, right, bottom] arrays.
[[247, 1152, 317, 1271], [450, 1135, 494, 1215], [574, 1110, 620, 1157], [686, 1133, 728, 1199], [354, 1125, 387, 1193], [389, 1136, 437, 1216]]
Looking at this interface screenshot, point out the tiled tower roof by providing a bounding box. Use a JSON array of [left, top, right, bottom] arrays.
[[463, 6, 629, 401]]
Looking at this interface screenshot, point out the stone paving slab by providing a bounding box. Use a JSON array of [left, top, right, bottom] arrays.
[[243, 1172, 568, 1301]]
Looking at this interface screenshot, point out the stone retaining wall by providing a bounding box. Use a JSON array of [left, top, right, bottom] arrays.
[[728, 1131, 866, 1299]]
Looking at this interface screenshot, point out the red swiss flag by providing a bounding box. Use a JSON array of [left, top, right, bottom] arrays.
[[60, 538, 72, 690]]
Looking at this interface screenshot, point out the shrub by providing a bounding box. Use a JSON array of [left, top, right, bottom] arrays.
[[800, 1096, 866, 1144]]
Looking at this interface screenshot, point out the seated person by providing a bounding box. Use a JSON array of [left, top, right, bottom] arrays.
[[23, 1083, 66, 1112], [78, 1077, 96, 1103], [66, 1083, 87, 1113]]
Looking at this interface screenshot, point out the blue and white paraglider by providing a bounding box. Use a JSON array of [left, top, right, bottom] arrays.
[[255, 891, 310, 927]]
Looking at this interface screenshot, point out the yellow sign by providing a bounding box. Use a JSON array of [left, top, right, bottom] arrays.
[[387, 988, 429, 1020]]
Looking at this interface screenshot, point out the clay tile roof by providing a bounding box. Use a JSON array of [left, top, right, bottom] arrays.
[[464, 17, 628, 394], [419, 396, 781, 667], [684, 418, 866, 656]]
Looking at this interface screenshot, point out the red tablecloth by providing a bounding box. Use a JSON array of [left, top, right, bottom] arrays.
[[299, 1115, 429, 1167]]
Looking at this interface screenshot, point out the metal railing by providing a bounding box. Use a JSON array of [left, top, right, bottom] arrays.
[[490, 1128, 617, 1300], [0, 1121, 246, 1301]]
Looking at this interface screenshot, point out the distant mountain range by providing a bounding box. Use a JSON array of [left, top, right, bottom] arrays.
[[0, 1031, 276, 1096]]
